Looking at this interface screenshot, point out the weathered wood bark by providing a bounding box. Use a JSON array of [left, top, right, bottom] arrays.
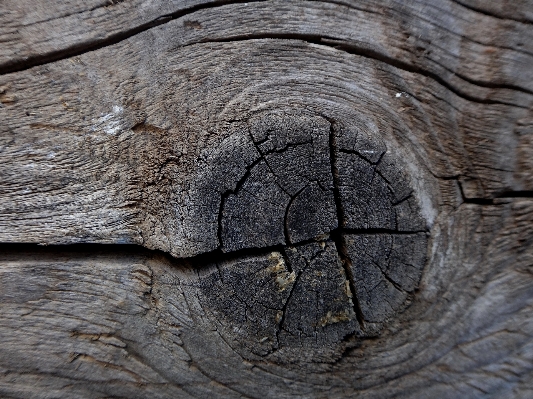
[[1, 0, 532, 397]]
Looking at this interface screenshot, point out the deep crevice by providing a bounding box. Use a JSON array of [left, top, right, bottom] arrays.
[[280, 247, 294, 274], [283, 186, 307, 246], [390, 0, 533, 58], [340, 228, 426, 235], [330, 230, 366, 331], [272, 252, 300, 351], [449, 0, 533, 25], [0, 243, 151, 258], [497, 190, 533, 199], [458, 181, 533, 205], [326, 118, 366, 331], [461, 191, 533, 205], [183, 33, 533, 105], [3, 12, 531, 109], [461, 197, 495, 205], [0, 223, 428, 269], [0, 0, 267, 75], [321, 38, 533, 99], [186, 243, 290, 268]]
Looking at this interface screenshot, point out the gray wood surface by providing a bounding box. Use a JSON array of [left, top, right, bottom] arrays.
[[0, 0, 236, 74], [1, 199, 532, 397], [1, 0, 532, 397]]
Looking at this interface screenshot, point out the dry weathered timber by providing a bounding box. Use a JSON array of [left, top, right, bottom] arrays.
[[1, 0, 533, 397], [3, 1, 533, 101], [0, 0, 257, 74], [452, 0, 533, 23], [0, 199, 532, 398], [1, 37, 444, 255], [1, 21, 532, 251], [1, 1, 532, 253]]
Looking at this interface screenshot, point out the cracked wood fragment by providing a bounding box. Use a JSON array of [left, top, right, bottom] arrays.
[[1, 40, 447, 258], [221, 111, 337, 251], [344, 233, 428, 324], [198, 240, 360, 363], [0, 0, 244, 74]]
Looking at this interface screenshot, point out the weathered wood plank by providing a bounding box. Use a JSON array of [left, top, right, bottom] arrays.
[[0, 199, 532, 398], [0, 0, 245, 74], [1, 17, 532, 252], [2, 0, 533, 98], [2, 1, 533, 397], [0, 37, 442, 255]]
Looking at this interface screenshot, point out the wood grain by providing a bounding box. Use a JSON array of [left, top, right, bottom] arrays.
[[0, 199, 532, 397], [1, 1, 532, 252], [1, 0, 533, 397], [0, 0, 256, 74]]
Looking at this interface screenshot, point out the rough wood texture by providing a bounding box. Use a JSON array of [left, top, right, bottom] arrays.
[[1, 0, 533, 397], [1, 35, 440, 257], [0, 0, 243, 74], [1, 199, 532, 397]]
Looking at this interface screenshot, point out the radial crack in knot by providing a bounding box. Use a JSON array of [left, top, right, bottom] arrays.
[[192, 109, 429, 365]]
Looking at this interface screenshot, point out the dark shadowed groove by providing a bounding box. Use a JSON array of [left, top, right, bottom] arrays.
[[0, 243, 155, 260], [461, 198, 497, 205], [273, 272, 299, 348], [458, 179, 490, 205], [185, 33, 532, 105], [326, 118, 366, 331], [461, 193, 533, 205], [280, 247, 293, 274], [458, 181, 533, 205], [449, 0, 533, 25], [341, 228, 427, 235], [2, 6, 531, 108], [497, 190, 533, 198], [283, 186, 307, 245], [0, 0, 267, 75], [0, 223, 429, 267], [198, 234, 348, 267], [330, 229, 367, 333]]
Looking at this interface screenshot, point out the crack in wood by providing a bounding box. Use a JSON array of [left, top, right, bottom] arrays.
[[272, 249, 299, 351], [2, 4, 531, 109], [284, 186, 307, 245], [183, 34, 533, 105], [0, 0, 269, 75], [449, 0, 533, 25], [458, 181, 533, 205], [217, 156, 264, 250], [327, 118, 366, 332]]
